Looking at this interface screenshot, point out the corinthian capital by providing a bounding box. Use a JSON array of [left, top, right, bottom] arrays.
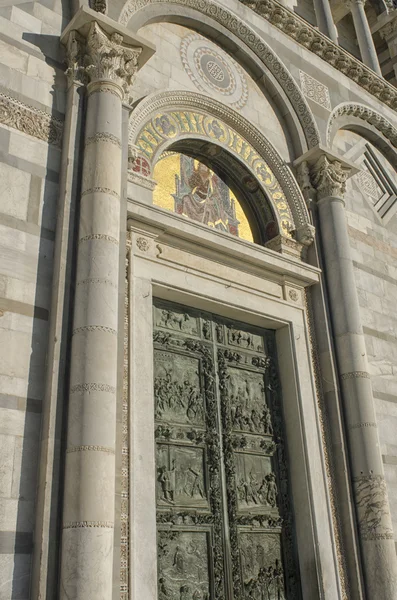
[[311, 154, 351, 200], [61, 8, 155, 98], [85, 21, 142, 98]]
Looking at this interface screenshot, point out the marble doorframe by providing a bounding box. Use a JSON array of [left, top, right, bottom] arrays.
[[125, 198, 344, 600]]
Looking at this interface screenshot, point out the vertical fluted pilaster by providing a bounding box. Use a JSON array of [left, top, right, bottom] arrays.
[[60, 19, 141, 600]]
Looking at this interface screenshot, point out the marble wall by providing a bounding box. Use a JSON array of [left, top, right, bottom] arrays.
[[333, 129, 397, 544], [0, 0, 66, 598], [1, 0, 397, 597]]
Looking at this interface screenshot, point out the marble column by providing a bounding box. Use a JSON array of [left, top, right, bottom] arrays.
[[374, 12, 397, 82], [59, 18, 141, 600], [313, 0, 338, 43], [307, 152, 397, 599], [349, 0, 382, 74]]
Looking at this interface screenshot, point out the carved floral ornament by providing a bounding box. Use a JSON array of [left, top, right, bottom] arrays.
[[311, 155, 350, 199], [65, 21, 142, 99], [0, 92, 63, 147]]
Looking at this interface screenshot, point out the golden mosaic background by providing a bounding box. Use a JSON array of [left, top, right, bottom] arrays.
[[153, 153, 254, 242], [136, 109, 294, 236]]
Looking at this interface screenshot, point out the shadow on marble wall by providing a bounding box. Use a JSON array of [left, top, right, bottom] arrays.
[[11, 1, 82, 595]]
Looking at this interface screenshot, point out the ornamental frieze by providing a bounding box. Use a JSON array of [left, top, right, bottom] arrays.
[[0, 92, 63, 147]]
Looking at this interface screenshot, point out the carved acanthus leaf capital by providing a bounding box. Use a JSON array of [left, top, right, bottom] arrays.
[[84, 22, 142, 98], [311, 154, 351, 200]]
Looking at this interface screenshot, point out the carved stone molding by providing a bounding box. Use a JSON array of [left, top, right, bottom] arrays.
[[120, 0, 397, 114], [295, 223, 316, 246], [0, 92, 63, 147], [129, 90, 311, 234], [341, 370, 370, 379], [240, 0, 397, 112], [118, 0, 320, 149], [327, 102, 397, 151], [265, 234, 306, 259], [90, 0, 107, 15], [311, 154, 351, 199]]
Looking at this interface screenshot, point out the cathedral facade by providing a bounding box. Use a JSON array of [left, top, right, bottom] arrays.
[[1, 0, 397, 598]]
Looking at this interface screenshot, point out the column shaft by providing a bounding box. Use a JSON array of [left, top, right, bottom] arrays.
[[317, 194, 397, 599], [60, 80, 123, 600], [313, 0, 338, 43], [350, 0, 382, 75]]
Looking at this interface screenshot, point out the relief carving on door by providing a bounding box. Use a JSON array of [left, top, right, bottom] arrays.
[[153, 301, 300, 600]]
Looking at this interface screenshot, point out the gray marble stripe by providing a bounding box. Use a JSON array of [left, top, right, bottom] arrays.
[[374, 391, 397, 404], [353, 261, 397, 287], [0, 298, 48, 321], [0, 213, 55, 241], [0, 393, 42, 413], [0, 532, 33, 554], [383, 455, 397, 465], [363, 326, 397, 344]]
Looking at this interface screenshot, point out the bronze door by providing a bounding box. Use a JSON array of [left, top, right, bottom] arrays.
[[153, 300, 300, 600]]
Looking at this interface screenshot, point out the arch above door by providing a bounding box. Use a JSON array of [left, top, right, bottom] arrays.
[[119, 0, 320, 153], [129, 91, 312, 242]]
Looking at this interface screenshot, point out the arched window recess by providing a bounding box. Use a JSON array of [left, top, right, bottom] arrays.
[[128, 94, 315, 259]]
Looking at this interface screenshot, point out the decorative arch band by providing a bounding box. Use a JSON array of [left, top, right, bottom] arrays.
[[327, 102, 397, 151], [119, 0, 320, 151], [135, 109, 295, 235], [130, 91, 311, 237]]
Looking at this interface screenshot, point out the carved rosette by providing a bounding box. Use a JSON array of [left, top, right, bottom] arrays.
[[65, 21, 142, 100], [311, 154, 351, 200]]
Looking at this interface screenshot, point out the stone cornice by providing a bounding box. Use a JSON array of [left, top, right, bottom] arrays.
[[241, 0, 397, 112]]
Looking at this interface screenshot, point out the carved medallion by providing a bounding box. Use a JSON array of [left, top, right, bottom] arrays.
[[180, 33, 248, 109]]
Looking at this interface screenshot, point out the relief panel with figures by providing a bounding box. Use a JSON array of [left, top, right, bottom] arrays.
[[153, 300, 300, 600], [158, 530, 211, 600], [154, 352, 205, 426]]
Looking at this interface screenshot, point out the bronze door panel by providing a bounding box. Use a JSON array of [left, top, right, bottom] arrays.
[[153, 300, 300, 600]]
